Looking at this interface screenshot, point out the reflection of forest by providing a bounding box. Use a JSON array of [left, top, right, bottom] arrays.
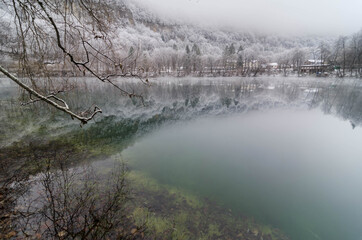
[[310, 81, 362, 128], [1, 76, 361, 239], [1, 77, 362, 144]]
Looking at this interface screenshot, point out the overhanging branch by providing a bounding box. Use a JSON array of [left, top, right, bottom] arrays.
[[0, 65, 102, 124]]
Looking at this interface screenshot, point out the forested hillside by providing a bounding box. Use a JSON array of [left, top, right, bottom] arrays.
[[1, 0, 361, 77]]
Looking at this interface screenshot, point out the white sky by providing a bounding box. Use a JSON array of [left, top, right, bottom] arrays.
[[132, 0, 362, 35]]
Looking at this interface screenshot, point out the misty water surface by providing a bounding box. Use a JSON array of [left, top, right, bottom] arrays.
[[122, 109, 362, 240], [3, 76, 362, 239]]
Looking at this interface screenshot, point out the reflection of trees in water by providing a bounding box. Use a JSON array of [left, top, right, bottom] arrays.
[[2, 77, 362, 238], [309, 80, 362, 127], [2, 78, 362, 132], [15, 151, 143, 239], [132, 78, 362, 128]]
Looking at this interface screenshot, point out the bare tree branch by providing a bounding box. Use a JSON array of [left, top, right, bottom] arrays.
[[0, 0, 150, 124], [0, 65, 101, 124]]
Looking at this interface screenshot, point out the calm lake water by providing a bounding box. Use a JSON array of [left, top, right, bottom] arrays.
[[3, 76, 362, 239], [123, 109, 362, 240]]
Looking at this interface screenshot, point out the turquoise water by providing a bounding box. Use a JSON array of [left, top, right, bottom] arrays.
[[123, 109, 362, 240], [2, 76, 362, 239]]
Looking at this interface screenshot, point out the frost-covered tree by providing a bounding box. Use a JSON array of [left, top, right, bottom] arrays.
[[332, 37, 348, 76], [192, 44, 201, 56], [0, 0, 148, 124], [348, 31, 362, 76], [186, 45, 191, 54], [229, 43, 236, 55], [292, 49, 306, 76]]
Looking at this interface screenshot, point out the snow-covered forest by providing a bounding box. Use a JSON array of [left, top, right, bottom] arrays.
[[0, 0, 362, 78]]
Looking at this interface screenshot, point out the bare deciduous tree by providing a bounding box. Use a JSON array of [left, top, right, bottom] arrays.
[[0, 0, 148, 124]]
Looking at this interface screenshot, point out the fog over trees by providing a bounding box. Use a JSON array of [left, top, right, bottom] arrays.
[[1, 0, 362, 83], [134, 0, 362, 35]]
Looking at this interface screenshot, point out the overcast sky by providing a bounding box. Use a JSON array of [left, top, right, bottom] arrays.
[[133, 0, 362, 36]]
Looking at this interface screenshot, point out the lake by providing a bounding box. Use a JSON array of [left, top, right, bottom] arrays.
[[123, 109, 362, 240], [3, 76, 362, 239]]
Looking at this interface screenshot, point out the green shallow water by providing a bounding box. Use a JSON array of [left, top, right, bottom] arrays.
[[123, 109, 362, 240]]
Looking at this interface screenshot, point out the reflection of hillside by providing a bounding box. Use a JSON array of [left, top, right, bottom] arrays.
[[312, 81, 362, 128], [1, 77, 361, 147], [65, 77, 362, 128]]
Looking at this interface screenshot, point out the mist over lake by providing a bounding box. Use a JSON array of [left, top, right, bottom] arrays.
[[123, 108, 362, 240], [1, 75, 362, 239]]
